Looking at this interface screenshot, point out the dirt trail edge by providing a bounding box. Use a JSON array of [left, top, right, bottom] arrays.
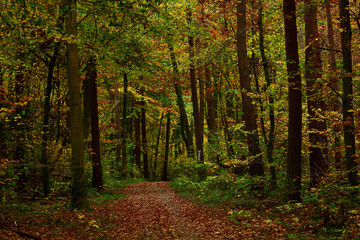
[[112, 182, 242, 240]]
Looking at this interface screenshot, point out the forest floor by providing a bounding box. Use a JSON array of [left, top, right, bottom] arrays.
[[0, 181, 357, 239]]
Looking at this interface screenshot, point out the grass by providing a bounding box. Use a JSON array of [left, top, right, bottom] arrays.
[[0, 178, 144, 216], [89, 178, 144, 206]]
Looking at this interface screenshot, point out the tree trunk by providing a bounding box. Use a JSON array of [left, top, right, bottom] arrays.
[[162, 112, 171, 181], [304, 0, 328, 187], [0, 67, 4, 160], [205, 66, 218, 163], [41, 43, 59, 197], [199, 67, 205, 162], [141, 90, 150, 179], [250, 3, 267, 145], [168, 43, 194, 158], [188, 10, 204, 163], [134, 108, 141, 170], [113, 78, 122, 170], [252, 55, 267, 145], [326, 1, 342, 170], [83, 68, 91, 141], [283, 0, 302, 202], [220, 91, 234, 160], [88, 56, 103, 190], [64, 0, 88, 209], [236, 0, 264, 176], [121, 72, 128, 176], [12, 0, 28, 195], [153, 113, 164, 179], [258, 0, 276, 186], [14, 59, 27, 193], [339, 0, 358, 186]]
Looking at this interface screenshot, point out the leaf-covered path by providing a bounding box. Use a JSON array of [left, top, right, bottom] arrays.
[[112, 182, 242, 239], [2, 181, 255, 240]]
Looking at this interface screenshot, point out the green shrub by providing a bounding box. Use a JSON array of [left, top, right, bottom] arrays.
[[303, 183, 360, 230]]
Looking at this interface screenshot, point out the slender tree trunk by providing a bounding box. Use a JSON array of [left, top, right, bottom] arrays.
[[168, 44, 194, 158], [258, 0, 276, 186], [236, 0, 264, 177], [205, 66, 218, 163], [121, 72, 128, 176], [113, 78, 122, 169], [199, 68, 205, 162], [220, 91, 234, 160], [153, 113, 164, 179], [134, 108, 141, 170], [83, 70, 91, 141], [141, 90, 150, 179], [205, 67, 217, 134], [250, 2, 267, 145], [64, 0, 88, 209], [304, 0, 328, 187], [174, 125, 182, 159], [41, 43, 59, 197], [188, 10, 204, 163], [88, 56, 103, 190], [0, 67, 5, 159], [12, 0, 28, 194], [326, 1, 342, 170], [252, 55, 267, 144], [339, 0, 358, 186], [283, 0, 302, 202], [162, 112, 171, 181]]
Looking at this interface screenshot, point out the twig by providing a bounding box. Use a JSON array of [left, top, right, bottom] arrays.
[[0, 227, 41, 240]]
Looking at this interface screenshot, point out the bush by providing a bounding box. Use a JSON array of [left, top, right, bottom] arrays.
[[302, 182, 360, 237]]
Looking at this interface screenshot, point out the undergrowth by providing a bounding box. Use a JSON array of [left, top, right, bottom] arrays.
[[170, 173, 360, 239], [0, 178, 144, 215]]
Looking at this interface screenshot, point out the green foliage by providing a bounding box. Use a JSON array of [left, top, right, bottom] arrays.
[[228, 209, 252, 220], [303, 183, 360, 231], [170, 171, 245, 205], [89, 190, 125, 206], [171, 170, 360, 239]]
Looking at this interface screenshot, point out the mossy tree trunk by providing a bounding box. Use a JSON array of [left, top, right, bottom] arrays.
[[236, 0, 264, 177], [64, 0, 88, 209]]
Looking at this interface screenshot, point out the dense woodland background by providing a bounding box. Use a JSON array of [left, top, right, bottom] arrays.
[[0, 0, 360, 237]]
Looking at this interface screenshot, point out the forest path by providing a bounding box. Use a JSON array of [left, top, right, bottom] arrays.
[[109, 181, 242, 239], [1, 182, 255, 240]]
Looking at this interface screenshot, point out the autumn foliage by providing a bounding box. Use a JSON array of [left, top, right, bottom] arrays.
[[0, 0, 360, 239]]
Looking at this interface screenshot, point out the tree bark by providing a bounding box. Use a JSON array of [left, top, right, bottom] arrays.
[[113, 78, 122, 170], [236, 0, 264, 176], [304, 0, 328, 187], [153, 113, 164, 179], [326, 1, 342, 170], [283, 0, 302, 202], [199, 67, 205, 162], [88, 56, 103, 190], [0, 67, 4, 160], [205, 66, 218, 163], [134, 108, 141, 170], [64, 0, 88, 209], [188, 10, 204, 163], [121, 72, 128, 176], [339, 0, 358, 186], [258, 0, 276, 186], [41, 43, 59, 197], [141, 90, 150, 179], [168, 43, 194, 158], [162, 112, 171, 181]]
